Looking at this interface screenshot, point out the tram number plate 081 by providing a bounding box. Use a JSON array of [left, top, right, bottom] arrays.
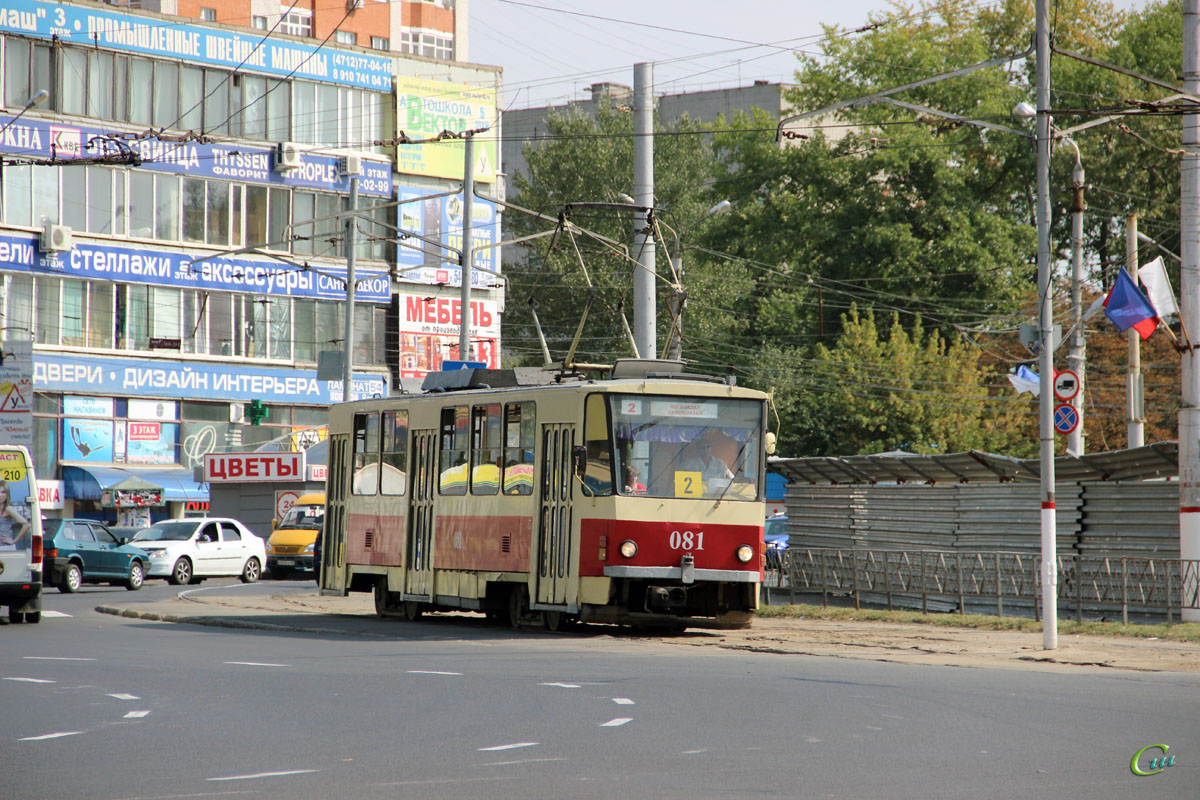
[[669, 530, 704, 550]]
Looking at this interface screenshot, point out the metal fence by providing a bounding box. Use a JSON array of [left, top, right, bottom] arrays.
[[774, 548, 1200, 624]]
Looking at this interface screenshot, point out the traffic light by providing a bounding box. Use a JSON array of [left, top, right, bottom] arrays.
[[246, 399, 268, 426]]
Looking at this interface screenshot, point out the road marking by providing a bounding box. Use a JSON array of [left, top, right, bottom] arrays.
[[600, 718, 633, 727], [25, 656, 94, 661], [481, 757, 568, 767], [539, 682, 580, 688], [123, 710, 150, 718], [224, 661, 290, 668], [612, 697, 635, 705], [20, 731, 83, 741], [40, 610, 70, 618], [209, 769, 318, 781], [478, 742, 539, 751], [407, 670, 463, 675], [4, 677, 54, 683], [683, 749, 707, 755], [108, 693, 139, 700]]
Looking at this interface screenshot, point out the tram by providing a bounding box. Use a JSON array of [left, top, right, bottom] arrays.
[[319, 360, 772, 631]]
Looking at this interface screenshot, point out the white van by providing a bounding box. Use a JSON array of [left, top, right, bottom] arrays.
[[0, 445, 43, 624]]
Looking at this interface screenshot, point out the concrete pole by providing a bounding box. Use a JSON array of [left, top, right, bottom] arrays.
[[633, 62, 657, 361], [459, 134, 475, 361], [1126, 214, 1145, 447], [1180, 0, 1200, 621], [1035, 0, 1058, 649], [1067, 152, 1086, 456], [342, 174, 358, 402]]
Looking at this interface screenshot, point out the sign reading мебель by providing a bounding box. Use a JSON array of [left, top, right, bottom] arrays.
[[0, 0, 392, 91], [396, 186, 501, 289], [396, 292, 500, 378], [36, 353, 388, 404], [0, 234, 391, 304], [203, 453, 303, 483], [0, 115, 393, 198], [395, 77, 498, 183], [0, 340, 33, 448]]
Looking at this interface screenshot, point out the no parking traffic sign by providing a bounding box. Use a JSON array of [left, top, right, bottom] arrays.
[[1053, 370, 1080, 402], [1053, 403, 1080, 435]]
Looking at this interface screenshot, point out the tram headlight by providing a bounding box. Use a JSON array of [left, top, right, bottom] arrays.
[[619, 540, 637, 559], [736, 544, 755, 563]]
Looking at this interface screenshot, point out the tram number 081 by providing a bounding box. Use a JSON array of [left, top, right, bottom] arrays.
[[669, 530, 704, 551]]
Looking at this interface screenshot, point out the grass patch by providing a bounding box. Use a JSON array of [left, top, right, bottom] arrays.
[[755, 603, 1200, 643]]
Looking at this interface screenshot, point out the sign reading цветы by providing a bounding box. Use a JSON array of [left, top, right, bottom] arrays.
[[203, 453, 304, 483]]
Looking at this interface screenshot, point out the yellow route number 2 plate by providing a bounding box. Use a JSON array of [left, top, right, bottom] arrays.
[[674, 470, 702, 498]]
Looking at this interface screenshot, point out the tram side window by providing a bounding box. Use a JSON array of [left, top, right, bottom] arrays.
[[581, 394, 613, 496], [352, 411, 379, 495], [439, 406, 469, 495], [502, 402, 535, 495], [380, 410, 408, 496], [470, 404, 501, 495]]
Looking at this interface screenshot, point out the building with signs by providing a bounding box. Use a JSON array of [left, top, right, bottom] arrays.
[[0, 0, 502, 525]]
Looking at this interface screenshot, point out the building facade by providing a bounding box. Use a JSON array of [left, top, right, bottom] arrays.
[[0, 0, 501, 526]]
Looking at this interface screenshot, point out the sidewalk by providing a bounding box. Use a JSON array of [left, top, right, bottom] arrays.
[[94, 587, 1200, 673]]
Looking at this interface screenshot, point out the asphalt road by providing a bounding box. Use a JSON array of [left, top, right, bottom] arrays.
[[1, 578, 1196, 800]]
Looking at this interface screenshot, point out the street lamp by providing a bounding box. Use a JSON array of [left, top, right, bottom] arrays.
[[0, 90, 49, 140], [661, 200, 731, 360]]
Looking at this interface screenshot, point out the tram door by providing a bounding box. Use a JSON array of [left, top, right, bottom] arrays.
[[322, 434, 350, 595], [536, 424, 573, 607], [404, 430, 437, 599]]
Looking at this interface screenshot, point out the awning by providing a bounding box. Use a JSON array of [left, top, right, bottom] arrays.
[[61, 463, 209, 502]]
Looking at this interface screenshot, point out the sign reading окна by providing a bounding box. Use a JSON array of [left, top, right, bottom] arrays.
[[203, 452, 304, 483]]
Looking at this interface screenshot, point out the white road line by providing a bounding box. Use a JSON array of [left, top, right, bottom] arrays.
[[478, 742, 539, 751], [208, 769, 318, 781], [481, 758, 569, 767], [123, 710, 151, 719], [4, 677, 54, 683], [683, 749, 707, 755], [20, 731, 83, 741], [24, 656, 95, 661], [612, 697, 635, 705], [108, 693, 139, 700], [224, 661, 290, 668], [40, 611, 71, 618], [600, 718, 633, 727], [407, 670, 463, 675], [539, 682, 580, 688]]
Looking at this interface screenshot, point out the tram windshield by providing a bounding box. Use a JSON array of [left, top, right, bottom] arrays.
[[610, 394, 763, 500]]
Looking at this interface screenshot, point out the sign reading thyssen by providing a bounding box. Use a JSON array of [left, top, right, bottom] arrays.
[[204, 453, 304, 483]]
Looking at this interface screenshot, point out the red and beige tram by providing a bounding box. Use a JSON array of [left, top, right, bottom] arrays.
[[319, 361, 770, 631]]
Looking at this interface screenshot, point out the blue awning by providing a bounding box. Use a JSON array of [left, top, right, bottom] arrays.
[[62, 464, 209, 502]]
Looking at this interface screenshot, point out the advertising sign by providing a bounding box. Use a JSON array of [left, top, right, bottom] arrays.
[[204, 452, 303, 483], [126, 422, 178, 464], [396, 187, 501, 288], [62, 418, 114, 461], [0, 340, 33, 448], [275, 490, 301, 521], [36, 353, 388, 405], [37, 480, 64, 510], [0, 0, 392, 90], [394, 77, 497, 182], [0, 233, 391, 304], [396, 292, 501, 378]]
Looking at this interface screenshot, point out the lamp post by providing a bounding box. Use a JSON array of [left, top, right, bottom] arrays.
[[663, 200, 731, 361], [0, 89, 48, 140]]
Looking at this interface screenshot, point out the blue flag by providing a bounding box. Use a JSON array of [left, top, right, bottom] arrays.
[[1103, 267, 1158, 340]]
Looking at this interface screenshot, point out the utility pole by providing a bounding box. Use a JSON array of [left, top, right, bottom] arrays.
[[633, 62, 656, 361], [1180, 0, 1200, 622], [1067, 145, 1086, 456], [459, 133, 475, 362], [1126, 214, 1145, 447], [342, 171, 358, 402], [1035, 0, 1058, 649]]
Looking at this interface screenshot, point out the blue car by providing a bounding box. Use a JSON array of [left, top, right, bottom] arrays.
[[43, 519, 150, 593], [764, 515, 788, 570]]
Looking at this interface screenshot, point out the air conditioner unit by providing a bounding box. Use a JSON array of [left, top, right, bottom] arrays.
[[337, 154, 362, 177], [275, 141, 302, 171], [40, 223, 73, 253]]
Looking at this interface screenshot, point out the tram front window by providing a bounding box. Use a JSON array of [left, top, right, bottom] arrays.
[[611, 394, 764, 500]]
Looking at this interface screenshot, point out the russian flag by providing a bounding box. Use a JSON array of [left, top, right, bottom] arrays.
[[1103, 267, 1158, 340]]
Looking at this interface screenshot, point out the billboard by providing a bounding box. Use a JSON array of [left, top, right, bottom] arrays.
[[396, 292, 500, 379], [0, 341, 33, 449], [395, 187, 501, 288], [394, 77, 497, 182]]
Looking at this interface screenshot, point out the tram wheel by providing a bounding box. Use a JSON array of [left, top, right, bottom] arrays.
[[507, 586, 528, 629], [402, 600, 423, 622], [542, 610, 564, 632], [373, 580, 390, 618]]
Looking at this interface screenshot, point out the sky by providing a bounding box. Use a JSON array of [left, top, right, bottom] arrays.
[[468, 0, 1154, 110]]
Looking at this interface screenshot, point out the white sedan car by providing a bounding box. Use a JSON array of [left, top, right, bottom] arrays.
[[131, 518, 265, 585]]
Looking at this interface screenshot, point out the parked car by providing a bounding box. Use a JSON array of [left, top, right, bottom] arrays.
[[130, 518, 265, 585], [764, 514, 789, 570], [43, 519, 150, 593]]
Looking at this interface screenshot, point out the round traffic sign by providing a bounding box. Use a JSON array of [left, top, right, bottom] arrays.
[[1053, 370, 1080, 402], [1053, 403, 1080, 435]]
